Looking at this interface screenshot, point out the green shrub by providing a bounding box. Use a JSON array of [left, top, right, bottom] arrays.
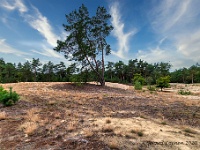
[[132, 74, 145, 85], [69, 75, 83, 86], [147, 85, 156, 91], [156, 76, 170, 91], [184, 128, 197, 134], [137, 131, 144, 137], [178, 89, 192, 95], [0, 86, 19, 106], [134, 81, 142, 90]]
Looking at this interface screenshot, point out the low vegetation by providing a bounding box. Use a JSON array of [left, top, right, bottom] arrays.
[[0, 82, 199, 150], [0, 86, 19, 106], [178, 89, 192, 95], [134, 81, 143, 90]]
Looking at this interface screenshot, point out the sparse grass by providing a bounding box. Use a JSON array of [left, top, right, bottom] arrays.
[[178, 89, 192, 95], [150, 91, 154, 94], [102, 125, 114, 132], [48, 100, 57, 105], [137, 131, 144, 137], [147, 85, 156, 91], [1, 82, 200, 149], [0, 111, 6, 120], [98, 95, 103, 100], [161, 121, 167, 125], [130, 129, 144, 137], [19, 108, 41, 136], [130, 129, 136, 134], [107, 138, 119, 149], [106, 119, 111, 124], [67, 121, 77, 132], [20, 122, 38, 136], [140, 115, 147, 119], [83, 128, 94, 137], [184, 128, 197, 134], [26, 108, 40, 122]]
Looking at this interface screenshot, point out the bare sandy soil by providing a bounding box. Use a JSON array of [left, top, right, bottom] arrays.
[[0, 82, 199, 150]]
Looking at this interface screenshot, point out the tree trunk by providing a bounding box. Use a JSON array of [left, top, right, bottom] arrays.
[[101, 42, 105, 86], [192, 74, 194, 84]]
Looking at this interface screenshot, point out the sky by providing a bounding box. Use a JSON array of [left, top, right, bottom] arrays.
[[0, 0, 200, 70]]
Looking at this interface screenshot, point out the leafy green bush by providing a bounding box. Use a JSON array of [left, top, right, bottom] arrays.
[[132, 74, 145, 85], [147, 85, 156, 91], [178, 89, 192, 95], [69, 75, 83, 86], [0, 86, 19, 106], [156, 76, 170, 91], [134, 81, 142, 90]]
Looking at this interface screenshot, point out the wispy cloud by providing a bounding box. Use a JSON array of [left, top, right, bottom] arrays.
[[0, 0, 64, 59], [24, 6, 59, 47], [31, 45, 63, 59], [140, 0, 200, 69], [110, 2, 137, 59], [0, 38, 29, 56], [0, 0, 28, 13]]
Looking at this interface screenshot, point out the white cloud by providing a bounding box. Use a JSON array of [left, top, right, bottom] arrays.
[[0, 0, 66, 60], [0, 38, 29, 56], [136, 47, 194, 70], [110, 2, 137, 59], [143, 0, 200, 69], [0, 0, 28, 13], [24, 6, 59, 47]]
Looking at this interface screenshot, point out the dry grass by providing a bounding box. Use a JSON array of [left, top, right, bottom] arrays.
[[1, 82, 200, 150], [26, 108, 40, 122], [83, 128, 94, 137], [48, 100, 57, 105], [67, 121, 77, 132], [105, 118, 111, 124], [20, 122, 38, 136], [106, 138, 119, 149], [0, 111, 6, 120], [19, 108, 41, 135], [130, 129, 144, 137], [183, 128, 197, 134], [102, 125, 114, 133]]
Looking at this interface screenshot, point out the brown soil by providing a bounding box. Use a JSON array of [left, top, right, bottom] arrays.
[[0, 82, 199, 150]]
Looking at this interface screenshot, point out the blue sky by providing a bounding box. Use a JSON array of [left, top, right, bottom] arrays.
[[0, 0, 200, 70]]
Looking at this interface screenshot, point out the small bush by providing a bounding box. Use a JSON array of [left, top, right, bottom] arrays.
[[132, 74, 145, 85], [178, 89, 192, 95], [0, 86, 20, 106], [147, 85, 156, 91], [137, 131, 144, 137], [134, 81, 142, 90], [106, 119, 111, 124], [161, 121, 167, 125], [184, 128, 197, 134]]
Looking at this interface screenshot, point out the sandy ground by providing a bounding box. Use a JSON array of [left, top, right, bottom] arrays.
[[0, 82, 199, 150]]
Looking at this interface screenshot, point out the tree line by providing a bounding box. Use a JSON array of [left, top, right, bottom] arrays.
[[0, 57, 199, 84]]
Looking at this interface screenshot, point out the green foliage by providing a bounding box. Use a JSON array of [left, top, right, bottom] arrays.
[[69, 75, 83, 86], [178, 89, 192, 95], [137, 131, 144, 137], [147, 85, 156, 91], [134, 81, 142, 90], [184, 128, 197, 134], [156, 76, 170, 91], [110, 77, 120, 83], [0, 86, 19, 106], [54, 5, 113, 86], [132, 74, 145, 85]]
